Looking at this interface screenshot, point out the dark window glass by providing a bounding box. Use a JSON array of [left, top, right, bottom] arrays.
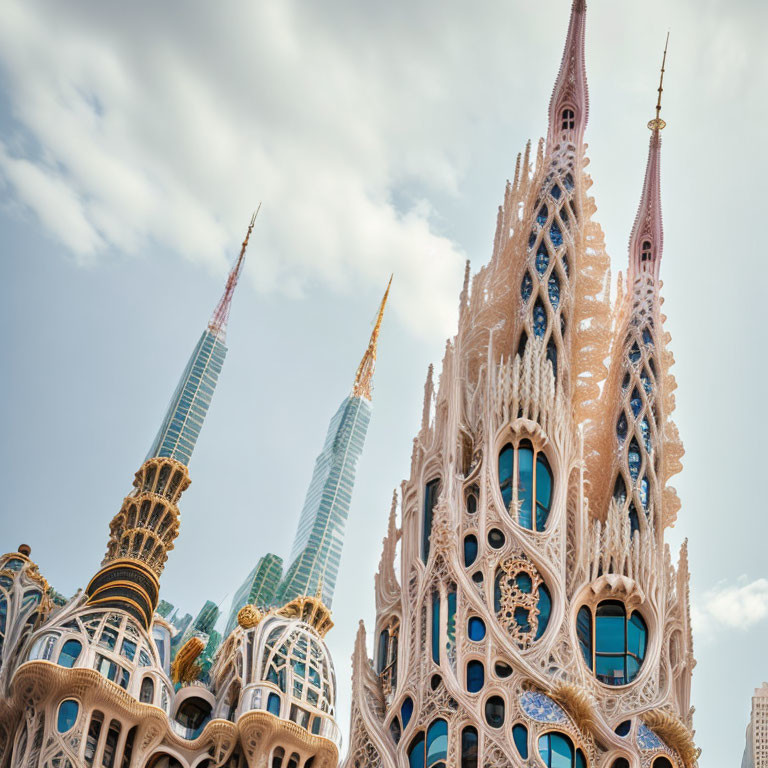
[[487, 529, 505, 549], [401, 697, 414, 728], [513, 723, 529, 758], [466, 488, 478, 514], [535, 453, 553, 530], [57, 699, 78, 733], [614, 721, 631, 737], [548, 274, 560, 308], [499, 444, 515, 511], [422, 480, 441, 563], [551, 184, 562, 200], [377, 629, 389, 674], [485, 696, 505, 728], [536, 245, 550, 274], [461, 726, 479, 768], [521, 271, 533, 301], [577, 607, 592, 669], [446, 589, 457, 653], [102, 719, 121, 768], [533, 300, 547, 338], [466, 661, 484, 693], [562, 109, 575, 130], [550, 222, 563, 247], [546, 339, 558, 380], [121, 726, 136, 768], [471, 571, 484, 584], [494, 662, 513, 678], [653, 759, 673, 768], [536, 205, 549, 227], [431, 592, 440, 664], [594, 601, 647, 685], [612, 759, 630, 768], [464, 535, 479, 567], [84, 711, 104, 766], [390, 716, 401, 745], [518, 441, 534, 528], [468, 617, 486, 642], [140, 677, 154, 704], [58, 639, 82, 668]]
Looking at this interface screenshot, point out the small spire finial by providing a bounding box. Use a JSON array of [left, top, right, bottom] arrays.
[[208, 204, 261, 339], [351, 275, 393, 401], [648, 33, 670, 132]]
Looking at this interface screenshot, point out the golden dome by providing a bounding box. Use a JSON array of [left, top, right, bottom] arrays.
[[237, 604, 263, 629]]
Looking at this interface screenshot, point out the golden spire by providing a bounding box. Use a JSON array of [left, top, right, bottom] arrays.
[[648, 33, 669, 132], [351, 275, 392, 401]]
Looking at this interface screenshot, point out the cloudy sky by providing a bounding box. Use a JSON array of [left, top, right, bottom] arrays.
[[1, 0, 765, 765]]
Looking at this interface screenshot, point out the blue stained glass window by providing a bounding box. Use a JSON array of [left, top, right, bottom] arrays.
[[468, 617, 486, 642], [464, 535, 478, 567], [57, 700, 79, 733], [550, 223, 563, 247], [498, 444, 514, 511], [615, 720, 632, 737], [513, 724, 529, 758], [516, 572, 533, 593], [536, 246, 550, 275], [643, 328, 654, 345], [548, 274, 560, 308], [564, 173, 575, 191], [515, 607, 531, 633], [592, 601, 647, 686], [614, 476, 627, 506], [529, 233, 537, 249], [466, 660, 484, 693], [536, 454, 552, 530], [629, 342, 641, 363], [401, 697, 414, 728], [408, 734, 426, 768], [538, 732, 576, 768], [267, 693, 281, 716], [536, 584, 552, 640], [551, 184, 562, 200], [616, 412, 627, 441], [640, 418, 651, 452], [641, 369, 653, 395], [518, 443, 534, 529], [628, 441, 641, 480], [533, 302, 547, 338], [521, 272, 533, 301], [446, 590, 457, 651], [537, 205, 549, 227], [630, 389, 642, 416], [461, 727, 479, 768], [431, 592, 440, 664], [58, 639, 82, 669], [426, 719, 448, 765], [576, 749, 587, 768]]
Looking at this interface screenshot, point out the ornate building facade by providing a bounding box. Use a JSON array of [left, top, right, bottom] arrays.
[[343, 4, 697, 768]]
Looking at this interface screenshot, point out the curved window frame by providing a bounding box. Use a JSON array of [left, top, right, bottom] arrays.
[[58, 638, 82, 668], [460, 726, 479, 768], [421, 478, 441, 563], [484, 695, 505, 729], [538, 731, 587, 768], [576, 600, 648, 686], [56, 699, 79, 733], [407, 718, 448, 768], [465, 660, 484, 694], [498, 439, 553, 532]]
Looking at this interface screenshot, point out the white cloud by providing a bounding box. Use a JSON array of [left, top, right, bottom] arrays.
[[0, 0, 545, 337], [692, 577, 768, 641]]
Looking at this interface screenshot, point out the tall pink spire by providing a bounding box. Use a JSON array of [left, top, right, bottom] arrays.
[[628, 36, 669, 281], [546, 0, 589, 154], [208, 205, 260, 340]]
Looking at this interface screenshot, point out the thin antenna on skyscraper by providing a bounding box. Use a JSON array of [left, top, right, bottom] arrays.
[[209, 204, 261, 339]]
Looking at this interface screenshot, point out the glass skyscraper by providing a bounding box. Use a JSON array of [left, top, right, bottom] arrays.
[[225, 552, 284, 636], [274, 279, 391, 608]]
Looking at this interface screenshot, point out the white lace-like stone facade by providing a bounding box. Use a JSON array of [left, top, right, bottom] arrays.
[[342, 3, 697, 768]]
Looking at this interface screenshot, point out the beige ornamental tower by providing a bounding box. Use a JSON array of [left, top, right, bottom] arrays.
[[343, 6, 696, 768]]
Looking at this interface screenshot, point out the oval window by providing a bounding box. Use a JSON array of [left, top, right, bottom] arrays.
[[57, 699, 79, 733], [467, 617, 486, 642], [463, 535, 478, 567], [466, 661, 484, 694], [512, 723, 529, 759], [488, 529, 505, 549], [58, 639, 82, 668], [484, 696, 505, 728]]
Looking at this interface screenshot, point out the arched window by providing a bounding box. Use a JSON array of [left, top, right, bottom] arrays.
[[533, 300, 547, 338], [390, 716, 402, 745], [538, 732, 587, 768], [615, 720, 632, 737], [498, 441, 553, 531], [468, 617, 485, 642], [652, 758, 674, 768], [377, 620, 400, 691], [484, 696, 505, 728], [641, 240, 652, 262], [58, 639, 82, 668], [84, 711, 103, 766], [494, 661, 513, 678], [431, 591, 440, 664], [561, 108, 576, 130], [140, 676, 155, 704], [401, 696, 414, 728], [102, 719, 121, 768], [463, 535, 478, 567], [576, 601, 648, 685], [421, 479, 441, 563], [408, 720, 448, 768], [376, 629, 389, 674], [286, 753, 300, 768], [56, 700, 78, 733], [612, 760, 630, 768], [121, 726, 136, 768], [466, 660, 484, 693], [267, 693, 281, 717], [461, 726, 478, 768], [512, 723, 529, 759], [465, 486, 478, 514], [271, 747, 285, 768]]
